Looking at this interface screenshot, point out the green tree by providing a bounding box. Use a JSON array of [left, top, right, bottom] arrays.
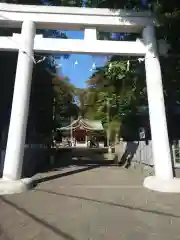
[[52, 75, 79, 129], [84, 56, 146, 141]]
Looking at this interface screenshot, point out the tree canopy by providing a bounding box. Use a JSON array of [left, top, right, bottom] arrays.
[[52, 75, 79, 129]]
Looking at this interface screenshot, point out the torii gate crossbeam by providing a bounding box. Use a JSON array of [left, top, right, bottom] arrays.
[[0, 36, 146, 55], [0, 3, 155, 32]]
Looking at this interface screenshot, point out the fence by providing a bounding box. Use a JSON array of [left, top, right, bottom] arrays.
[[1, 140, 180, 177], [172, 140, 180, 168], [116, 140, 180, 168]]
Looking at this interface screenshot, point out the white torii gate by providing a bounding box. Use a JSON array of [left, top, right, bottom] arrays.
[[0, 3, 179, 194]]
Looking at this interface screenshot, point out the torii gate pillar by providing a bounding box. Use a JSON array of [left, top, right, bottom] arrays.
[[0, 20, 35, 194], [143, 25, 180, 192]]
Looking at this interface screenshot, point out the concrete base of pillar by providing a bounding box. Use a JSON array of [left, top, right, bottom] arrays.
[[0, 178, 33, 195], [144, 176, 180, 193]]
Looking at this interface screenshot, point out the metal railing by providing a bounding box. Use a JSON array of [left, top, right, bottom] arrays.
[[116, 140, 180, 168], [172, 140, 180, 168]]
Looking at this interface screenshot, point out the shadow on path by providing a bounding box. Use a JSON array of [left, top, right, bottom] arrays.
[[36, 189, 180, 219], [0, 197, 77, 240], [118, 142, 139, 168], [34, 165, 101, 185]]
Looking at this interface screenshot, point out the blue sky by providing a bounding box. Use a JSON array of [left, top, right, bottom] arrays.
[[43, 0, 148, 88], [42, 0, 108, 88], [56, 30, 107, 88]]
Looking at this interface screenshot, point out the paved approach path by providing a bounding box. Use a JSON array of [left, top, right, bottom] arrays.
[[0, 166, 180, 240]]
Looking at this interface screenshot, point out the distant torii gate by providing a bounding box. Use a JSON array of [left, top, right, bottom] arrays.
[[0, 3, 179, 194]]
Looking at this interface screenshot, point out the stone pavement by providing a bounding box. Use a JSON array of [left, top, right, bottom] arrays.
[[0, 165, 180, 240]]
